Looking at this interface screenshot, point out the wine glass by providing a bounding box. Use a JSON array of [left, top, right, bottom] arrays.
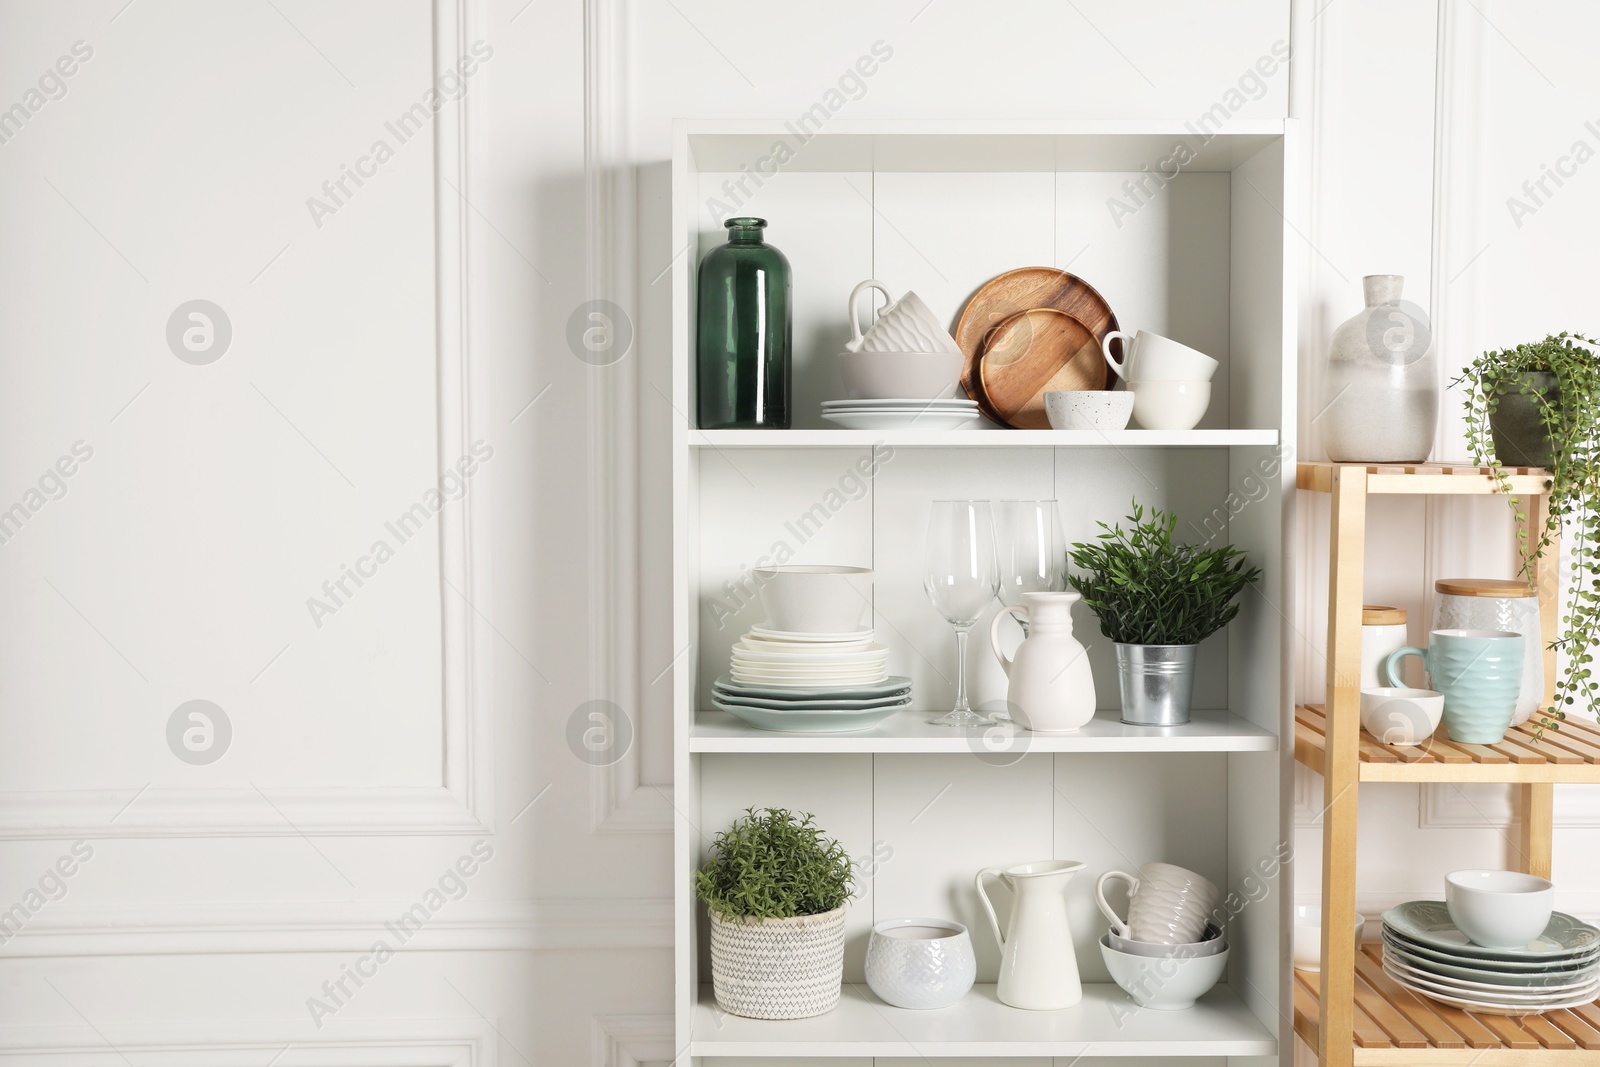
[[924, 500, 1000, 727], [992, 500, 1065, 721]]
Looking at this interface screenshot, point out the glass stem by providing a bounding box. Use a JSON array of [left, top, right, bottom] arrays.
[[952, 627, 972, 713]]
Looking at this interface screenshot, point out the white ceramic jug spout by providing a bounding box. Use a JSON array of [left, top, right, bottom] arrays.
[[975, 859, 1085, 1010]]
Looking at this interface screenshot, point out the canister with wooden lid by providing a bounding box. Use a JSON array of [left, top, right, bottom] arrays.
[[1432, 579, 1542, 725], [1360, 606, 1409, 690]]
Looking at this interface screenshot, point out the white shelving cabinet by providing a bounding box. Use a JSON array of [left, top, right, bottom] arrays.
[[671, 119, 1297, 1062]]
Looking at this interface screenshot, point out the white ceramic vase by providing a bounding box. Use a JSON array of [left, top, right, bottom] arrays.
[[989, 591, 1096, 733], [1319, 275, 1438, 463]]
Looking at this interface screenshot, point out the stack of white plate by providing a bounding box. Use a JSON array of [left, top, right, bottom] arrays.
[[820, 398, 983, 431], [1381, 901, 1600, 1015], [716, 626, 910, 733]]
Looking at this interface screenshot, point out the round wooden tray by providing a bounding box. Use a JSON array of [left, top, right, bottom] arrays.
[[955, 266, 1121, 424], [977, 308, 1108, 429]]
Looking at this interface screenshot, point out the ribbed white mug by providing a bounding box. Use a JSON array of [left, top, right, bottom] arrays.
[[1095, 862, 1220, 945]]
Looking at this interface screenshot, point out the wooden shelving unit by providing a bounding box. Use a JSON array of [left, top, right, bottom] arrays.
[[1293, 461, 1600, 1067]]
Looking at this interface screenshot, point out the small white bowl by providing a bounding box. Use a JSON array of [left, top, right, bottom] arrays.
[[1106, 922, 1227, 959], [1129, 380, 1211, 431], [753, 565, 871, 634], [1100, 933, 1229, 1010], [837, 350, 962, 401], [1045, 390, 1134, 431], [864, 918, 976, 1009], [1292, 902, 1366, 972], [1360, 687, 1445, 746], [1446, 870, 1555, 949]]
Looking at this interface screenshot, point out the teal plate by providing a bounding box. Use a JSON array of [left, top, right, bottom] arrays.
[[1383, 900, 1600, 960], [712, 692, 912, 712], [714, 673, 911, 700], [1382, 938, 1600, 987], [710, 698, 904, 733], [1381, 927, 1600, 974]]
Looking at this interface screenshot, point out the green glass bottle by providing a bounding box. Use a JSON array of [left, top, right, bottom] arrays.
[[696, 217, 792, 429]]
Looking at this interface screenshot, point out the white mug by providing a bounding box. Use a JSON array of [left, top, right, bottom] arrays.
[[1096, 862, 1221, 945], [1130, 380, 1210, 431], [846, 279, 960, 354], [1102, 329, 1218, 383]]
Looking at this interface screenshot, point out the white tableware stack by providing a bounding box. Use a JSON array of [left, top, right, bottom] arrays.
[[1380, 872, 1600, 1015], [1094, 862, 1230, 1010], [827, 280, 983, 431], [713, 566, 911, 733], [1101, 329, 1219, 432]]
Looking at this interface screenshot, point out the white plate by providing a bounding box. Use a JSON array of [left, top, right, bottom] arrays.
[[747, 626, 875, 643], [821, 398, 978, 407], [1383, 963, 1600, 1015], [733, 641, 888, 660], [822, 411, 984, 430], [1383, 949, 1600, 995], [1381, 927, 1600, 973], [715, 674, 911, 699], [1382, 930, 1600, 981], [729, 669, 889, 684]]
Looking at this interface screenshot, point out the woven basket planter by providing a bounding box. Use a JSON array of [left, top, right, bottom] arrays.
[[708, 905, 847, 1019]]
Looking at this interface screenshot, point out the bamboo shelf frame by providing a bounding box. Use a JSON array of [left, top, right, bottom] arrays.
[[1293, 943, 1600, 1065], [1296, 462, 1573, 1067], [1294, 704, 1600, 784]]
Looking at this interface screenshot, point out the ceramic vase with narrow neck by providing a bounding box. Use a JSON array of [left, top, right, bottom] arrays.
[[1320, 274, 1438, 463]]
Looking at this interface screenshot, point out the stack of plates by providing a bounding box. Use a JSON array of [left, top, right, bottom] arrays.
[[1381, 901, 1600, 1015], [820, 398, 983, 431], [716, 626, 910, 732]]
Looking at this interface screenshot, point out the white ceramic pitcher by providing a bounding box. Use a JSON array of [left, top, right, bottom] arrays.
[[990, 591, 1096, 733], [975, 859, 1085, 1010]]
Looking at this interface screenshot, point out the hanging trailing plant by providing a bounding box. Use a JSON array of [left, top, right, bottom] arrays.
[[1454, 331, 1600, 731]]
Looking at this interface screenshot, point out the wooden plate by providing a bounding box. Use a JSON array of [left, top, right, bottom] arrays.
[[955, 267, 1120, 419], [977, 309, 1108, 429]]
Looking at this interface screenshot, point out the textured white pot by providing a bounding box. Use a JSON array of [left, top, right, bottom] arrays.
[[708, 905, 847, 1019]]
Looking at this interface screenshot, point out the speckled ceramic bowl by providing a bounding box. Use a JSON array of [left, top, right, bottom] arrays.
[[1045, 390, 1134, 431]]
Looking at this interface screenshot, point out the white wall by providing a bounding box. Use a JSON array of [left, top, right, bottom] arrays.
[[0, 1, 1594, 1064]]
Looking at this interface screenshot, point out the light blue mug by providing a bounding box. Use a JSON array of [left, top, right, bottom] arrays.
[[1385, 629, 1523, 744]]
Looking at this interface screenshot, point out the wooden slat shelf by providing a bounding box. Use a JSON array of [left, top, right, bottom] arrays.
[[1295, 705, 1600, 783], [1294, 943, 1600, 1064], [1297, 461, 1551, 497]]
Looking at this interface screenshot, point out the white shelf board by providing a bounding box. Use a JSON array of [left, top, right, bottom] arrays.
[[690, 981, 1277, 1058], [690, 428, 1279, 449], [690, 709, 1278, 754]]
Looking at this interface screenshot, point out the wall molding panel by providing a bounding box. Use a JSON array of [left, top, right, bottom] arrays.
[[0, 898, 672, 957], [591, 1014, 674, 1067], [0, 0, 494, 841], [0, 1018, 494, 1067], [1419, 783, 1600, 831]]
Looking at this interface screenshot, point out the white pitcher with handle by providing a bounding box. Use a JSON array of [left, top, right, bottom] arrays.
[[975, 859, 1085, 1010], [989, 591, 1096, 733]]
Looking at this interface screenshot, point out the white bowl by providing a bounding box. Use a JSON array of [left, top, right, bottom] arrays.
[[1360, 687, 1444, 746], [753, 566, 870, 634], [1044, 390, 1134, 431], [1130, 380, 1210, 431], [1446, 870, 1555, 949], [837, 350, 963, 401], [1292, 902, 1366, 972], [865, 918, 976, 1009], [1106, 922, 1227, 959], [1100, 933, 1229, 1010]]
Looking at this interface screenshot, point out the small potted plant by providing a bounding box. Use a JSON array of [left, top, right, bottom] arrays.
[[695, 806, 854, 1019], [1067, 501, 1261, 726], [1455, 332, 1600, 729]]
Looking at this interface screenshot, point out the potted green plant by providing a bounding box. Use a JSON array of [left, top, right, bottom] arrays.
[[1067, 501, 1261, 726], [1455, 332, 1600, 729], [695, 806, 854, 1019]]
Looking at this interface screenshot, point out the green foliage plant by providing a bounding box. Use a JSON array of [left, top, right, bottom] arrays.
[[1067, 500, 1262, 646], [694, 807, 854, 921], [1455, 331, 1600, 731]]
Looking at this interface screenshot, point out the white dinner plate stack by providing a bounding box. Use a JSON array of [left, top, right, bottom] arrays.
[[714, 626, 911, 733], [1380, 901, 1600, 1015], [820, 398, 983, 431]]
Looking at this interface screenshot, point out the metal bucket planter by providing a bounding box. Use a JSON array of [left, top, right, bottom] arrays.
[[708, 905, 847, 1019], [1115, 643, 1197, 725]]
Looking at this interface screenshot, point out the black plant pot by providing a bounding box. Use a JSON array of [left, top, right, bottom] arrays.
[[1488, 371, 1559, 468]]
